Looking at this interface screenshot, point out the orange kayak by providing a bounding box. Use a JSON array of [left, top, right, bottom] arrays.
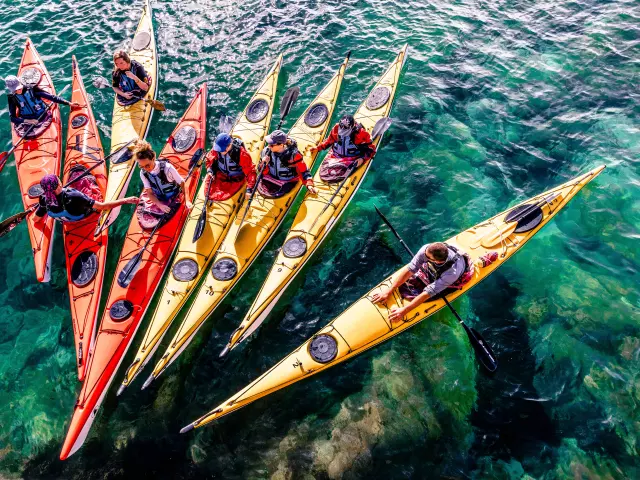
[[12, 38, 62, 282], [62, 57, 109, 381], [60, 84, 207, 460]]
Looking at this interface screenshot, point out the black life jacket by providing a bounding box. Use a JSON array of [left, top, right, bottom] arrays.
[[332, 123, 365, 158], [142, 160, 180, 201], [13, 88, 47, 118], [214, 139, 245, 177], [416, 244, 471, 286], [264, 141, 302, 181]]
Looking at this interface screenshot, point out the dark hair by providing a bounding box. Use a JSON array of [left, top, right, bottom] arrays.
[[426, 243, 449, 262], [132, 139, 155, 162]]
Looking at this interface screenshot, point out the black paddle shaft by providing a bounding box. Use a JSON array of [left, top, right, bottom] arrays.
[[373, 206, 498, 373]]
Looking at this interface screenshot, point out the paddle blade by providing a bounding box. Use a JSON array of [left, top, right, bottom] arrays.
[[218, 115, 235, 134], [147, 98, 166, 111], [92, 76, 111, 89], [371, 117, 393, 141], [189, 148, 205, 170], [0, 208, 32, 238], [117, 251, 144, 288], [192, 208, 207, 243], [279, 86, 300, 121], [462, 323, 498, 373], [0, 152, 8, 173]]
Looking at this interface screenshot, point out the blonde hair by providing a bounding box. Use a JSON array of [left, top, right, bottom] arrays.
[[131, 139, 155, 162], [113, 49, 131, 64]]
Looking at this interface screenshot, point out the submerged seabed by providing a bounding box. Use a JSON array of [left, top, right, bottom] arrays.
[[0, 0, 638, 478]]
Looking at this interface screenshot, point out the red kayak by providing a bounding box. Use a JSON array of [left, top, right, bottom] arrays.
[[62, 57, 109, 381], [60, 83, 207, 460], [11, 38, 62, 282]]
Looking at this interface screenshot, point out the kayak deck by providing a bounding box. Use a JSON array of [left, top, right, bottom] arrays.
[[118, 55, 283, 392], [181, 165, 606, 431]]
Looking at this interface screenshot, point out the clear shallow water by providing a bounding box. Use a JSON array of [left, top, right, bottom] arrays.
[[0, 0, 638, 478]]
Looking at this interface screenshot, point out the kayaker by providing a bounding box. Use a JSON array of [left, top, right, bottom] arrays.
[[372, 242, 478, 321], [204, 133, 257, 201], [133, 140, 192, 219], [5, 75, 79, 134], [310, 114, 376, 182], [111, 50, 151, 106], [35, 174, 137, 222], [257, 130, 316, 198]]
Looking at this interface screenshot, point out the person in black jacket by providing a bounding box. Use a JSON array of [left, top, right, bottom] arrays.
[[111, 50, 151, 106]]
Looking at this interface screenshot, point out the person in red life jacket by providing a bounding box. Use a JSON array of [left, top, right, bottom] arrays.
[[132, 140, 192, 228], [111, 50, 151, 106], [35, 173, 137, 223], [310, 114, 376, 183], [257, 129, 317, 198], [372, 242, 492, 322], [204, 133, 257, 202], [5, 75, 79, 135]]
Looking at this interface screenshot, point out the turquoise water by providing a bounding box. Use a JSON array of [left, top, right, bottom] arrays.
[[0, 0, 638, 477]]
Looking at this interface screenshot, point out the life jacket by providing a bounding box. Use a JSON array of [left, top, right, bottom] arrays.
[[264, 141, 302, 181], [215, 139, 245, 178], [332, 123, 365, 158], [47, 189, 91, 223], [415, 244, 474, 290], [13, 88, 47, 119], [118, 70, 138, 93], [142, 160, 180, 202]]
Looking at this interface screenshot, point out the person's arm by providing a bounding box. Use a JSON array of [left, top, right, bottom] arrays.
[[355, 129, 376, 160], [93, 196, 138, 211], [8, 96, 24, 125], [388, 290, 431, 322], [313, 125, 339, 152], [34, 196, 48, 217], [125, 63, 150, 92], [165, 163, 192, 210], [371, 265, 413, 304], [294, 154, 316, 194], [239, 148, 257, 189]]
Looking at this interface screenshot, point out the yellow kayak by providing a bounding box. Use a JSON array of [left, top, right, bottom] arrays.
[[144, 53, 351, 387], [118, 55, 283, 393], [180, 165, 605, 431], [226, 45, 408, 353], [96, 0, 158, 233]]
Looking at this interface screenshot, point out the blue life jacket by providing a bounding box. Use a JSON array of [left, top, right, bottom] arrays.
[[142, 160, 180, 202], [118, 72, 138, 93], [14, 88, 47, 119], [215, 139, 245, 178]]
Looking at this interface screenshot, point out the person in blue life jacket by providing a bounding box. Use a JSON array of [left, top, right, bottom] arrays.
[[111, 50, 151, 106], [5, 75, 79, 133], [132, 140, 192, 219], [36, 174, 138, 223]]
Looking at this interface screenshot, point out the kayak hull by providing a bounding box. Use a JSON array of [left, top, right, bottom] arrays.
[[149, 54, 351, 382], [119, 55, 283, 391], [60, 83, 207, 460], [12, 38, 62, 282], [63, 57, 109, 381], [96, 0, 158, 233], [182, 165, 606, 430], [230, 45, 408, 351]]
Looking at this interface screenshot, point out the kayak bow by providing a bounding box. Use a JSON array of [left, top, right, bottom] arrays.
[[180, 165, 605, 431], [60, 84, 207, 460], [226, 45, 408, 353], [118, 55, 283, 394]]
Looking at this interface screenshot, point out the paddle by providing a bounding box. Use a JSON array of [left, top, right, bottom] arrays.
[[0, 140, 137, 238], [373, 205, 499, 373], [117, 149, 204, 288], [92, 76, 166, 111], [308, 118, 394, 233], [234, 86, 300, 241], [192, 116, 237, 243], [0, 84, 71, 173]]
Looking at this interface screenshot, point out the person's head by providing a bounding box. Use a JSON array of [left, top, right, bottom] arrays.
[[265, 130, 288, 153], [5, 75, 23, 95], [113, 50, 131, 71], [40, 174, 62, 206], [425, 243, 449, 264], [338, 114, 355, 138], [213, 133, 233, 155], [132, 139, 156, 172]]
